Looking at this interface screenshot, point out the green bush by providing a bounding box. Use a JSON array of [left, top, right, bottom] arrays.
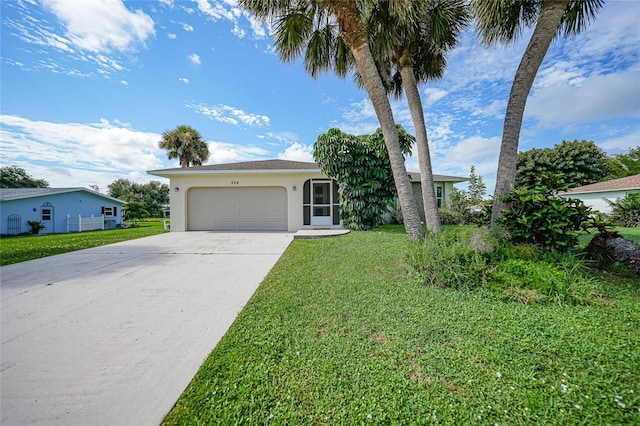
[[406, 227, 608, 306], [608, 193, 640, 227], [498, 176, 595, 251], [407, 229, 495, 290]]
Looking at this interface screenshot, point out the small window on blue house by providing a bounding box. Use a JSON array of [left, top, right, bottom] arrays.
[[102, 206, 117, 216], [436, 186, 443, 208]]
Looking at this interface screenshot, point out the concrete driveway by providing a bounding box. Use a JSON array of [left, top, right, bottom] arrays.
[[1, 231, 293, 426]]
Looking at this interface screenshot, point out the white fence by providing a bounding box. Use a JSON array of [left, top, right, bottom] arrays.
[[66, 214, 105, 232]]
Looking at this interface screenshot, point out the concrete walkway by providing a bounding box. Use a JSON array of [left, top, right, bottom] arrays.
[[1, 232, 293, 426]]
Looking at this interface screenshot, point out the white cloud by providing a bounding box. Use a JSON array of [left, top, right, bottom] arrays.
[[187, 53, 201, 65], [179, 77, 190, 84], [188, 103, 270, 127], [167, 33, 177, 39], [423, 88, 448, 105], [42, 0, 155, 53], [447, 136, 501, 164], [207, 141, 269, 164], [120, 80, 128, 86], [278, 143, 314, 162], [0, 114, 164, 188], [159, 0, 174, 7], [526, 68, 640, 129], [182, 23, 194, 32]]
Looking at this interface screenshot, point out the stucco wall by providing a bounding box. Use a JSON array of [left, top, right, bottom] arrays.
[[411, 181, 458, 222], [565, 190, 639, 215], [1, 191, 124, 234], [166, 171, 326, 232]]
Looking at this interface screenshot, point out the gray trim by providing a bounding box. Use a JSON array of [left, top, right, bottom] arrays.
[[0, 188, 126, 204]]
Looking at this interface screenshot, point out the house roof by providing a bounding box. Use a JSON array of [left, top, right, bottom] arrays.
[[148, 159, 468, 182], [560, 174, 640, 195], [148, 159, 321, 176], [408, 172, 468, 183], [0, 187, 125, 204]]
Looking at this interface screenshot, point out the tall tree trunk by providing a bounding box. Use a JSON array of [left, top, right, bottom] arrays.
[[332, 1, 424, 241], [398, 49, 442, 232], [490, 0, 569, 226]]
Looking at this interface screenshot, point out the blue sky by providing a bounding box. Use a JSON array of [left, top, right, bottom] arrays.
[[1, 0, 639, 194]]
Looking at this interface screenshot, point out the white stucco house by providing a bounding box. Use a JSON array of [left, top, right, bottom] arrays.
[[0, 188, 125, 235], [147, 159, 467, 232], [559, 174, 640, 214]]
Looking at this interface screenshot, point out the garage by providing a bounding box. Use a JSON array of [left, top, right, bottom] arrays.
[[187, 187, 287, 231]]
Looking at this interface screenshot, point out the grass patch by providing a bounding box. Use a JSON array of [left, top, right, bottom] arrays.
[[163, 227, 639, 424], [578, 226, 640, 247], [0, 219, 165, 265]]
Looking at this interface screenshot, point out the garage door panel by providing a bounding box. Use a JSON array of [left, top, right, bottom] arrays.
[[188, 187, 287, 231]]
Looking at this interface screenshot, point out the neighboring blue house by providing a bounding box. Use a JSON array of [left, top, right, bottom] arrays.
[[0, 188, 125, 235]]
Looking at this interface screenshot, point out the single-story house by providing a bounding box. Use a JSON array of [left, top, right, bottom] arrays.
[[147, 159, 467, 232], [559, 174, 640, 214], [0, 188, 125, 235]]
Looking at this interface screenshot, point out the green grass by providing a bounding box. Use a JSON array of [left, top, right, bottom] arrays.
[[578, 226, 640, 247], [163, 226, 639, 425], [0, 219, 165, 265]]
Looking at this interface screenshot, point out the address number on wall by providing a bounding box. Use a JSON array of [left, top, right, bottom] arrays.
[[231, 180, 240, 185]]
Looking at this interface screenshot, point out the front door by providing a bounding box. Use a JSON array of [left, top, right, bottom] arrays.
[[311, 181, 332, 226]]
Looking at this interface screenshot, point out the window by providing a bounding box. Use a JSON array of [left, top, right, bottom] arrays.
[[41, 209, 51, 221], [102, 206, 117, 216], [436, 186, 443, 208]]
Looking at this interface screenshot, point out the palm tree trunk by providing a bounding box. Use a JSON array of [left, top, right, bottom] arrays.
[[398, 49, 442, 232], [490, 0, 569, 226], [332, 1, 424, 241]]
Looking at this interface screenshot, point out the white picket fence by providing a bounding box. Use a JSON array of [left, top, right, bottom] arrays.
[[66, 214, 105, 232]]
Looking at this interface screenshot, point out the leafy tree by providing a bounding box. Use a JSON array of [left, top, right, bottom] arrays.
[[607, 193, 640, 228], [123, 201, 149, 226], [440, 166, 488, 225], [498, 175, 596, 251], [472, 0, 604, 225], [516, 140, 608, 189], [239, 0, 424, 241], [357, 0, 470, 232], [158, 125, 210, 167], [0, 166, 49, 188], [107, 179, 169, 217], [605, 146, 640, 180], [467, 165, 487, 204], [314, 126, 413, 231]]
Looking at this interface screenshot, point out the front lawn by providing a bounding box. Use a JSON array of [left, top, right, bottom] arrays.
[[0, 219, 165, 266], [164, 226, 639, 425]]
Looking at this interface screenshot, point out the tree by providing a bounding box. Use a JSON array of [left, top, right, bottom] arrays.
[[123, 201, 149, 226], [314, 126, 414, 230], [472, 0, 604, 225], [516, 140, 608, 189], [0, 166, 49, 188], [605, 146, 640, 180], [239, 0, 424, 241], [107, 179, 169, 217], [158, 125, 210, 167], [359, 0, 470, 232], [467, 165, 487, 205]]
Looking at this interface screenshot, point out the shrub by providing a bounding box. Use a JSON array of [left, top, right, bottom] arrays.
[[498, 175, 595, 251], [607, 193, 640, 227], [407, 229, 495, 290], [406, 227, 609, 306]]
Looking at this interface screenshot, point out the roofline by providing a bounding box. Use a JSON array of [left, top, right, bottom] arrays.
[[148, 168, 324, 177], [0, 188, 126, 204], [561, 187, 640, 195]]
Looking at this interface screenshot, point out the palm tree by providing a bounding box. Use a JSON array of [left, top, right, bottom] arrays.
[[239, 0, 425, 241], [158, 125, 210, 167], [361, 0, 470, 232], [472, 0, 603, 226]]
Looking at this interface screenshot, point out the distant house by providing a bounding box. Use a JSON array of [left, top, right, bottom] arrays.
[[148, 159, 467, 232], [408, 172, 469, 221], [0, 188, 125, 235], [558, 174, 640, 214]]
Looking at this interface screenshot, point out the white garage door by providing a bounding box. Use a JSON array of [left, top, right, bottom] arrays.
[[188, 187, 287, 231]]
